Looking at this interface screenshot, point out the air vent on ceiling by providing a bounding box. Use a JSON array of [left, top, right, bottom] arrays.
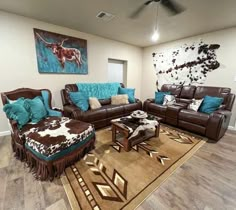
[[96, 11, 115, 22]]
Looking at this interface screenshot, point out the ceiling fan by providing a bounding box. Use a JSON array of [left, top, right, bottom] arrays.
[[130, 0, 185, 19]]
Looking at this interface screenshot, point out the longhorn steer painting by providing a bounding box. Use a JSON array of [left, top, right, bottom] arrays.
[[152, 41, 220, 89], [33, 28, 88, 74]]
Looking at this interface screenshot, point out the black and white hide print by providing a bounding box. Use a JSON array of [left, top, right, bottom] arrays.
[[152, 41, 220, 89]]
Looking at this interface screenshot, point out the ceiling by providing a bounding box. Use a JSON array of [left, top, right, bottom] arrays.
[[1, 0, 236, 47]]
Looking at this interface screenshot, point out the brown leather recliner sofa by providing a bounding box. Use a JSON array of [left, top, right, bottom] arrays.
[[143, 84, 235, 141], [61, 84, 142, 129]]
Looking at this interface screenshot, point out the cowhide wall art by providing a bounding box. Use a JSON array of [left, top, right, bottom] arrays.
[[152, 41, 220, 89]]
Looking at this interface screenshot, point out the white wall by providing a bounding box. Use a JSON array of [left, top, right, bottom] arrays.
[[0, 11, 143, 132], [142, 27, 236, 127]]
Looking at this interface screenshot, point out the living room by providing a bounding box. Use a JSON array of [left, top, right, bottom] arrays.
[[0, 0, 236, 209]]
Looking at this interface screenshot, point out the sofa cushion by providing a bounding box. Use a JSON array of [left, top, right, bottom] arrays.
[[124, 102, 142, 114], [180, 86, 196, 99], [106, 105, 125, 118], [148, 103, 167, 117], [199, 95, 223, 114], [83, 108, 107, 121], [194, 86, 230, 104], [155, 91, 171, 104], [99, 98, 111, 105], [160, 84, 182, 97], [179, 109, 210, 126]]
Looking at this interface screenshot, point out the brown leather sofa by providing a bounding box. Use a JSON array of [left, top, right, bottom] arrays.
[[143, 84, 235, 141], [61, 84, 142, 129]]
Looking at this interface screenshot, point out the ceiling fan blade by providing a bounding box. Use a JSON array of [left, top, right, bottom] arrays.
[[130, 0, 154, 19], [161, 0, 185, 15]]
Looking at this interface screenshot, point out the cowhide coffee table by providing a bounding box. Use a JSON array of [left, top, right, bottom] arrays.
[[111, 114, 161, 152]]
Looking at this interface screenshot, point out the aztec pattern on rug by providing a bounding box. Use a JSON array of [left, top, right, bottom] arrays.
[[63, 125, 205, 210]]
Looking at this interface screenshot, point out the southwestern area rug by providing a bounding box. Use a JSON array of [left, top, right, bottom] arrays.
[[61, 125, 206, 210]]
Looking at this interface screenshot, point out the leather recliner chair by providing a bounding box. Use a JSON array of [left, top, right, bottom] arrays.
[[143, 84, 235, 141]]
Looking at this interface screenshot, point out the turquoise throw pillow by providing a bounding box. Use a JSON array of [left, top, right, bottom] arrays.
[[155, 92, 171, 104], [118, 87, 135, 103], [199, 95, 224, 114], [24, 96, 47, 123], [3, 98, 30, 129], [69, 91, 89, 111]]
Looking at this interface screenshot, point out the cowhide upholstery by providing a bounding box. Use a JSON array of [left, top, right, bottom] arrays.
[[20, 117, 94, 160]]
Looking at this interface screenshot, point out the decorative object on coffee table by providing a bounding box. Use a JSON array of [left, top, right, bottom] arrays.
[[111, 111, 161, 151]]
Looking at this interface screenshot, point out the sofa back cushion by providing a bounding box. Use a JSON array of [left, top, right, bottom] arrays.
[[99, 98, 111, 105], [180, 86, 196, 99], [160, 84, 182, 97], [194, 86, 230, 104]]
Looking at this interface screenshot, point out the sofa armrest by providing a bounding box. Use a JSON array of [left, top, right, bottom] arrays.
[[63, 105, 83, 118], [135, 98, 142, 103], [206, 110, 232, 141], [143, 98, 155, 112], [146, 98, 155, 103]]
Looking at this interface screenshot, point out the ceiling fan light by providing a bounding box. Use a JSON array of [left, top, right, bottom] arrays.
[[151, 30, 159, 42]]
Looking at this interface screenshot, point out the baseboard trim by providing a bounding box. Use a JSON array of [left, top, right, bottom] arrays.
[[0, 130, 11, 136], [228, 126, 236, 131]]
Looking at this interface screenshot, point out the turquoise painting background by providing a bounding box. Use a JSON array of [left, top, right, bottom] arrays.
[[34, 28, 88, 74]]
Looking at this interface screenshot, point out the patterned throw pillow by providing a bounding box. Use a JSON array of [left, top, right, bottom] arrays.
[[162, 95, 176, 106], [111, 94, 129, 105], [89, 97, 102, 110], [188, 99, 203, 111]]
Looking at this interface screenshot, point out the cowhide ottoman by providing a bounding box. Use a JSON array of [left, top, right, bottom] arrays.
[[20, 117, 95, 180]]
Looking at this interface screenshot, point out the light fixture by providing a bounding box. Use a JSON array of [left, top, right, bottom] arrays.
[[151, 4, 160, 42]]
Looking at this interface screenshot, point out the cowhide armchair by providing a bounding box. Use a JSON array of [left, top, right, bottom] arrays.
[[1, 88, 95, 180]]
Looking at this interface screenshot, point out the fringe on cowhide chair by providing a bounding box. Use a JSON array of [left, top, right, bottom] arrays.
[[1, 88, 95, 181]]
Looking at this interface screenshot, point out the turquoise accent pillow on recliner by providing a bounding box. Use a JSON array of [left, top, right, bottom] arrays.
[[199, 95, 224, 114], [155, 91, 171, 104], [69, 91, 89, 111], [24, 96, 47, 123], [3, 98, 30, 129], [118, 87, 135, 103]]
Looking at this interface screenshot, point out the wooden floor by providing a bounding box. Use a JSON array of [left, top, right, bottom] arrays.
[[0, 130, 235, 210]]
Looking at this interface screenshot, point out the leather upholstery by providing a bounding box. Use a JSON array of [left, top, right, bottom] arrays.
[[143, 84, 235, 141], [180, 85, 196, 99], [179, 109, 209, 126], [166, 105, 184, 126], [194, 86, 231, 104], [61, 84, 142, 129], [161, 84, 182, 97]]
